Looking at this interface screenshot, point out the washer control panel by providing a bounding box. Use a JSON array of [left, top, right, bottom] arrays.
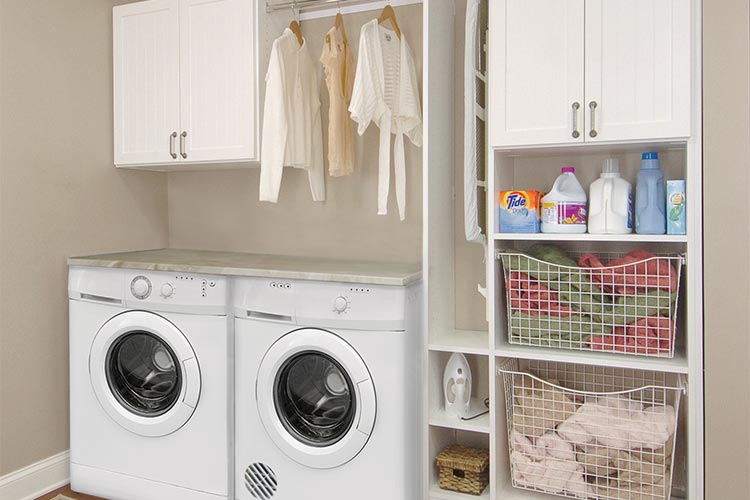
[[126, 271, 226, 311]]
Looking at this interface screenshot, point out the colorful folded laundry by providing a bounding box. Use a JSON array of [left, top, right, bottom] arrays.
[[578, 250, 678, 296]]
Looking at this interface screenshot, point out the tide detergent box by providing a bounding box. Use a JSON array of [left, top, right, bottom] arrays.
[[666, 180, 686, 235], [497, 190, 544, 233]]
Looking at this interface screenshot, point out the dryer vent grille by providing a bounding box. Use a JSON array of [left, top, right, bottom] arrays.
[[245, 462, 278, 499]]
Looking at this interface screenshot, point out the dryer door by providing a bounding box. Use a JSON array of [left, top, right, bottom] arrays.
[[89, 310, 201, 437], [256, 328, 376, 469]]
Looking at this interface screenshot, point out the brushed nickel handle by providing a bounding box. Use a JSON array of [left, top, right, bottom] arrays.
[[571, 102, 581, 138], [169, 132, 178, 159], [589, 101, 598, 138], [180, 131, 188, 159]]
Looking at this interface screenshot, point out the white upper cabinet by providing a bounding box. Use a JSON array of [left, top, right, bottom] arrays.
[[114, 0, 180, 166], [490, 0, 691, 148], [584, 0, 691, 142], [114, 0, 258, 168], [490, 0, 585, 147]]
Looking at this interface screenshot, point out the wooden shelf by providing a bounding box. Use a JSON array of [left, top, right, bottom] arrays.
[[429, 329, 490, 355], [493, 233, 688, 243], [495, 339, 689, 374], [429, 397, 490, 434], [430, 483, 491, 500]]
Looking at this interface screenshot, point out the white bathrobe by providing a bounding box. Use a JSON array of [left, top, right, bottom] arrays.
[[260, 28, 325, 203], [349, 19, 422, 221]]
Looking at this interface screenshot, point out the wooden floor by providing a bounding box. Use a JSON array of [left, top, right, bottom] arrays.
[[35, 485, 106, 500]]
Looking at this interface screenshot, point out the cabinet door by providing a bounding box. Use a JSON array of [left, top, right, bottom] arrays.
[[113, 0, 180, 166], [179, 0, 257, 163], [584, 0, 691, 142], [489, 0, 585, 148]]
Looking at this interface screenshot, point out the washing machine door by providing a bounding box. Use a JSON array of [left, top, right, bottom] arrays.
[[89, 310, 201, 437], [256, 328, 376, 469]]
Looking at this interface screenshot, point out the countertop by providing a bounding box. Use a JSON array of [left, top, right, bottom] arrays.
[[68, 248, 422, 286]]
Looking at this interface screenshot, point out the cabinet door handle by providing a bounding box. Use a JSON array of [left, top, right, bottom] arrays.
[[180, 131, 188, 159], [571, 102, 581, 138], [169, 132, 178, 159], [589, 101, 598, 138]]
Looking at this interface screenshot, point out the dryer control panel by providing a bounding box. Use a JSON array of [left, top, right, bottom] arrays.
[[233, 277, 408, 331]]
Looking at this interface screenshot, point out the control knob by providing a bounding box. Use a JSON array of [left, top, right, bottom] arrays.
[[160, 283, 175, 298], [333, 296, 349, 314], [130, 276, 152, 300]]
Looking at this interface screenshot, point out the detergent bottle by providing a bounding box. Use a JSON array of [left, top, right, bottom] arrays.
[[541, 166, 588, 233], [635, 152, 667, 234], [588, 158, 633, 234]]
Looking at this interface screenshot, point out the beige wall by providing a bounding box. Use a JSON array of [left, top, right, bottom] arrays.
[[167, 5, 423, 265], [0, 0, 168, 475], [703, 0, 750, 498]]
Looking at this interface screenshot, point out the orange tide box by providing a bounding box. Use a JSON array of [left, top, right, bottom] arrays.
[[497, 190, 544, 233]]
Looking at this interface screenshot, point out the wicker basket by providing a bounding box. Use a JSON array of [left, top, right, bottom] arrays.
[[435, 445, 490, 496]]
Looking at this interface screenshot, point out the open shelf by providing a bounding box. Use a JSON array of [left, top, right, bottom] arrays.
[[429, 329, 490, 355], [494, 338, 689, 374], [493, 233, 688, 243], [429, 397, 490, 434], [429, 483, 491, 500]]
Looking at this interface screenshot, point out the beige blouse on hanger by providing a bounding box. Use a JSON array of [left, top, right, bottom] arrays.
[[320, 23, 355, 177]]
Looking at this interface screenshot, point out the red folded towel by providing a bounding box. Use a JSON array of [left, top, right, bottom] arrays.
[[588, 317, 674, 355], [507, 272, 574, 317], [578, 250, 678, 295]]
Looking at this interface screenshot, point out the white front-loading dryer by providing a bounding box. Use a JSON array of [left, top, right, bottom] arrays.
[[69, 267, 232, 500], [234, 277, 422, 500]]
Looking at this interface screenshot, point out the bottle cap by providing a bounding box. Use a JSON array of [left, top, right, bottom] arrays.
[[602, 158, 620, 175], [562, 166, 575, 173], [642, 152, 659, 160]]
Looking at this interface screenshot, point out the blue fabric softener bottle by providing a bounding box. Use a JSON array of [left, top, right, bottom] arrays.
[[635, 152, 666, 234]]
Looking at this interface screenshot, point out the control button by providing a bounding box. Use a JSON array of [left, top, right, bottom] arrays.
[[209, 281, 216, 287], [130, 276, 152, 300], [160, 283, 174, 298], [333, 296, 349, 314], [201, 292, 206, 298]]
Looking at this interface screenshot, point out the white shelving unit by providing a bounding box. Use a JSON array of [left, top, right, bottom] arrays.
[[423, 1, 703, 500]]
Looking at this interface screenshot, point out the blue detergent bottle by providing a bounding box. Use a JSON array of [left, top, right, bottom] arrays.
[[635, 152, 666, 234]]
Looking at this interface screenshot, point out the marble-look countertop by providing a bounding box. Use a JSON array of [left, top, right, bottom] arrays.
[[68, 248, 422, 286]]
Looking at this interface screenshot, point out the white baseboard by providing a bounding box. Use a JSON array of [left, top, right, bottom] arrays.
[[0, 451, 70, 500]]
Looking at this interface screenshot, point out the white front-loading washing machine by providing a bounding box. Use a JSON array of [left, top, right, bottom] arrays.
[[68, 267, 233, 500], [234, 277, 422, 500]]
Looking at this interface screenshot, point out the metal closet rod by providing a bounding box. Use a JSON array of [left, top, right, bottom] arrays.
[[266, 0, 390, 13]]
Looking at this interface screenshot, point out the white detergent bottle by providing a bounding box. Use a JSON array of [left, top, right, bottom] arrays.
[[588, 159, 633, 234], [541, 166, 588, 233]]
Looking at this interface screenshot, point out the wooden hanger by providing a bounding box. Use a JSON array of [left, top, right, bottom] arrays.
[[378, 4, 401, 40], [334, 12, 348, 45], [289, 20, 304, 46], [289, 5, 303, 46]]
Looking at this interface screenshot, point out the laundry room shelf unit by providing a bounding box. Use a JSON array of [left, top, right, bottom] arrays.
[[423, 1, 704, 500]]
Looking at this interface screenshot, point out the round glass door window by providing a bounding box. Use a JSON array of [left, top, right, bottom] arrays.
[[106, 331, 182, 417], [274, 352, 356, 447]]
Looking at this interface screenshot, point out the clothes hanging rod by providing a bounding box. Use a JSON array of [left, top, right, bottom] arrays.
[[266, 0, 422, 21]]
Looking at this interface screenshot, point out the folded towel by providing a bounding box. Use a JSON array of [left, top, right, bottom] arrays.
[[579, 250, 678, 296]]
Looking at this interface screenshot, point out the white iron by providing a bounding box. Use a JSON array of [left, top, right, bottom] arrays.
[[443, 352, 472, 419]]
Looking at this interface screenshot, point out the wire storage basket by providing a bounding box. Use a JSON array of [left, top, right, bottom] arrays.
[[498, 246, 685, 358], [497, 358, 684, 500]]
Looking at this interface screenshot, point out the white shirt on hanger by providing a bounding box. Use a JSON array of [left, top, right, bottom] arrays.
[[260, 28, 325, 203], [349, 19, 422, 221]]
